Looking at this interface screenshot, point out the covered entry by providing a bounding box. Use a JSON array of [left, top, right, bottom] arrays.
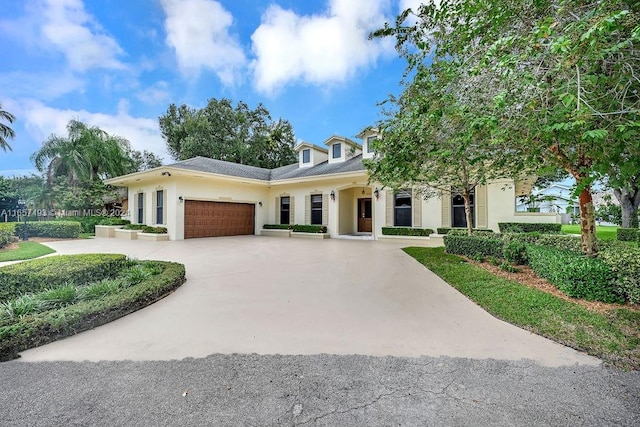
[[184, 200, 255, 238], [338, 187, 373, 236]]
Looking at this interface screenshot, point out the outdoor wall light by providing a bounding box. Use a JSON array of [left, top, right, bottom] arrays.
[[259, 201, 263, 207], [178, 196, 183, 202], [330, 190, 336, 201], [161, 171, 172, 177], [374, 187, 380, 200]]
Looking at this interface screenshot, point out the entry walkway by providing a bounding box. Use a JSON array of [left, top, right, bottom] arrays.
[[18, 236, 599, 367]]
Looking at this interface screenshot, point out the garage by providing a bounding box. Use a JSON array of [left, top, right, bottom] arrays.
[[184, 200, 255, 239]]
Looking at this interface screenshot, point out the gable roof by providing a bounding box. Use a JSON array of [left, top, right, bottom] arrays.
[[168, 157, 272, 181]]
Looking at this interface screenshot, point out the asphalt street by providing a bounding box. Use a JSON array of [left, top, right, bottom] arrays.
[[1, 354, 639, 426]]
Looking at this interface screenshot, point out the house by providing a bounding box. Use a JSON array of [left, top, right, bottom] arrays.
[[105, 129, 560, 241]]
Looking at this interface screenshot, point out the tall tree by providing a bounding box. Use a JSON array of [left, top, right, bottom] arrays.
[[159, 98, 297, 168], [0, 103, 16, 152]]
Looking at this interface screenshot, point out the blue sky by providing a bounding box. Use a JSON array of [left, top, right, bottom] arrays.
[[0, 0, 421, 177]]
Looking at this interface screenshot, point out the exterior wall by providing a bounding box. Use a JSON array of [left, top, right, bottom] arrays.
[[127, 178, 177, 234], [487, 179, 560, 230]]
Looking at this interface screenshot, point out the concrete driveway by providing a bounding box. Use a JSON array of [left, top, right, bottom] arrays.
[[18, 236, 599, 367]]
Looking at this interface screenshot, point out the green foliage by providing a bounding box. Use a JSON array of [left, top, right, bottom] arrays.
[[0, 102, 16, 152], [503, 240, 529, 265], [0, 223, 15, 248], [0, 254, 127, 303], [444, 234, 505, 259], [599, 245, 640, 304], [500, 262, 520, 273], [50, 216, 104, 233], [141, 226, 168, 234], [98, 217, 130, 226], [0, 242, 56, 262], [14, 221, 80, 238], [526, 245, 622, 303], [436, 228, 452, 234], [447, 229, 496, 237], [617, 228, 638, 242], [0, 261, 185, 361], [263, 224, 293, 230], [120, 266, 152, 285], [78, 279, 126, 301], [159, 98, 297, 168], [292, 224, 327, 233], [498, 223, 562, 233], [381, 227, 433, 236], [123, 223, 147, 230], [0, 295, 40, 320], [35, 285, 77, 310]]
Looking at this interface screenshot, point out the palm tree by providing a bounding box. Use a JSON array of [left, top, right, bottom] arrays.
[[0, 103, 16, 152]]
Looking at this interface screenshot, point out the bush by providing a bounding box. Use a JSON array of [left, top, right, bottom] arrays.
[[617, 228, 638, 242], [447, 229, 495, 237], [14, 221, 80, 239], [503, 240, 528, 265], [381, 227, 433, 236], [0, 261, 186, 361], [51, 216, 106, 233], [0, 254, 128, 303], [99, 217, 130, 226], [0, 223, 15, 248], [526, 245, 621, 303], [498, 222, 562, 233], [504, 232, 583, 253], [599, 245, 640, 304], [444, 234, 505, 259], [436, 228, 452, 234], [263, 224, 293, 230], [292, 224, 327, 233], [123, 223, 147, 230], [141, 226, 168, 234]]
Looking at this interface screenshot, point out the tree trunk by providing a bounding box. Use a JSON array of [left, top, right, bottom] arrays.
[[613, 185, 640, 228], [578, 184, 598, 256], [463, 189, 473, 236]]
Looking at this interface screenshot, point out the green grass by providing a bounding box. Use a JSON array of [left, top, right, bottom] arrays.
[[404, 247, 640, 370], [562, 224, 619, 240], [0, 242, 56, 262], [78, 233, 95, 239]]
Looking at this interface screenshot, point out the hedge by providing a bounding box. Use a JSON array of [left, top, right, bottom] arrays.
[[292, 224, 327, 233], [14, 221, 80, 239], [0, 261, 186, 361], [447, 229, 496, 237], [617, 228, 638, 242], [263, 224, 293, 230], [123, 223, 147, 230], [525, 245, 621, 303], [0, 254, 128, 303], [51, 216, 105, 233], [498, 222, 562, 233], [0, 223, 15, 248], [141, 226, 168, 234], [99, 217, 130, 226], [381, 227, 433, 236], [444, 234, 505, 259], [599, 245, 640, 304]]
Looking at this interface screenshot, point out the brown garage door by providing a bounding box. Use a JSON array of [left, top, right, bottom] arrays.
[[185, 200, 255, 238]]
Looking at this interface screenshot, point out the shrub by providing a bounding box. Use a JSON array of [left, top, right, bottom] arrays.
[[503, 240, 529, 265], [381, 227, 433, 236], [52, 216, 107, 233], [436, 228, 452, 234], [292, 224, 327, 233], [498, 222, 562, 233], [263, 224, 293, 230], [0, 254, 128, 303], [500, 262, 520, 273], [444, 234, 505, 259], [447, 229, 495, 237], [526, 245, 622, 303], [35, 284, 78, 310], [123, 223, 147, 230], [99, 217, 130, 226], [0, 223, 15, 248], [0, 295, 41, 320], [599, 245, 640, 304], [78, 279, 126, 301], [141, 226, 168, 234], [121, 266, 152, 285], [617, 228, 638, 242], [0, 261, 186, 361], [14, 221, 80, 239]]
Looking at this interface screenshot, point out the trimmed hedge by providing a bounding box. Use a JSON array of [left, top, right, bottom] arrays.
[[526, 245, 621, 303], [444, 234, 505, 259], [51, 216, 104, 233], [381, 227, 433, 236], [292, 224, 327, 233], [617, 228, 638, 242], [0, 223, 15, 248], [498, 222, 562, 233], [0, 261, 186, 361], [14, 221, 80, 239], [437, 228, 453, 234], [123, 223, 147, 230], [263, 224, 293, 230], [503, 240, 528, 265], [599, 245, 640, 304], [141, 226, 168, 234], [447, 229, 496, 237], [99, 217, 130, 226], [0, 254, 128, 303]]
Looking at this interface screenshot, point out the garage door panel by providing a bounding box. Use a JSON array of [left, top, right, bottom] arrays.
[[185, 200, 255, 239]]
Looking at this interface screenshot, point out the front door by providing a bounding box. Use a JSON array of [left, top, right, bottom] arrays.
[[358, 198, 372, 232]]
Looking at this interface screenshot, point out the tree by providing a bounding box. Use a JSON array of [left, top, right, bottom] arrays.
[[126, 148, 163, 173], [374, 0, 640, 255], [159, 98, 297, 168], [0, 103, 16, 152]]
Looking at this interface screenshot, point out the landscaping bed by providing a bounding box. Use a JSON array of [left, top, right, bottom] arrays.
[[0, 254, 186, 361]]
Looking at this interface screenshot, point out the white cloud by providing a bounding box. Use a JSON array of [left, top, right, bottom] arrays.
[[38, 0, 125, 71], [14, 99, 168, 163], [250, 0, 394, 94], [136, 81, 171, 105], [160, 0, 246, 85]]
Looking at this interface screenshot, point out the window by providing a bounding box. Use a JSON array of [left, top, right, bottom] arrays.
[[332, 143, 341, 159], [302, 149, 310, 163], [394, 190, 412, 227], [156, 190, 164, 224], [367, 136, 376, 153], [311, 194, 323, 225], [137, 193, 144, 224], [452, 190, 475, 228], [280, 196, 290, 225]]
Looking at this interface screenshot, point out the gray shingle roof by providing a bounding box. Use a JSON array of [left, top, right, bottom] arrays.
[[167, 155, 366, 182]]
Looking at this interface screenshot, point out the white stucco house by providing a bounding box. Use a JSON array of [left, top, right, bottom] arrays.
[[105, 129, 560, 241]]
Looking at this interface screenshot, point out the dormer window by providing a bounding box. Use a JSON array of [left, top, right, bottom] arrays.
[[367, 136, 376, 153], [332, 143, 341, 159], [302, 149, 310, 163]]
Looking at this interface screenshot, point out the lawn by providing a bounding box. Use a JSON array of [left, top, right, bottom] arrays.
[[0, 242, 56, 262], [404, 247, 640, 370], [562, 224, 618, 240]]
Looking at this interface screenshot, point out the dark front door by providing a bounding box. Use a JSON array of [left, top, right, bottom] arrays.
[[358, 198, 372, 232]]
